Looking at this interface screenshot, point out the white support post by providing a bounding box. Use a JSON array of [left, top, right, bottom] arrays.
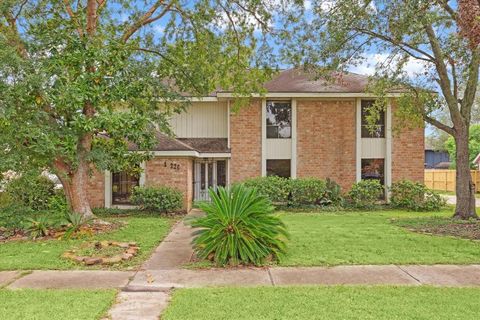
[[104, 170, 112, 208], [355, 99, 362, 182], [291, 98, 297, 178], [261, 99, 267, 176], [385, 101, 393, 200]]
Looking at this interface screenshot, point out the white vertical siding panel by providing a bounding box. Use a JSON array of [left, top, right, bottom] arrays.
[[169, 102, 228, 137]]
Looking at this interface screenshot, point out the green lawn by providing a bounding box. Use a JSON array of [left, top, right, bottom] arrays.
[[163, 286, 480, 320], [0, 216, 174, 270], [279, 209, 480, 266], [0, 289, 115, 320]]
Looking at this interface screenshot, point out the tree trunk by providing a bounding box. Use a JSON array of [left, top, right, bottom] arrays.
[[453, 126, 478, 219], [54, 159, 94, 219]]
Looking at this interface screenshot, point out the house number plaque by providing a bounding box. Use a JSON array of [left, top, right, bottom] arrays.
[[164, 161, 181, 171]]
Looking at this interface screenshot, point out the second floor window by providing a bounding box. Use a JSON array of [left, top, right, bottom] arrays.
[[361, 100, 385, 138], [266, 101, 292, 139]]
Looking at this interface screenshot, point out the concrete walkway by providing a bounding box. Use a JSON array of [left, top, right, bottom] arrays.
[[3, 209, 480, 319], [444, 195, 480, 206]]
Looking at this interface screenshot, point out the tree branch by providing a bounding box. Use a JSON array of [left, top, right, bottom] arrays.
[[435, 0, 458, 20], [86, 0, 97, 37], [423, 113, 455, 135], [63, 0, 84, 37], [423, 21, 461, 122], [353, 27, 436, 61], [461, 48, 480, 122], [121, 0, 174, 43], [218, 2, 241, 62]]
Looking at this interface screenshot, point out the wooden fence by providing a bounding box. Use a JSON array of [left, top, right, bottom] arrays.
[[424, 169, 480, 193]]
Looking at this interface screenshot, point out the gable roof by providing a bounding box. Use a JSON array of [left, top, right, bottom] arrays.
[[212, 68, 408, 96]]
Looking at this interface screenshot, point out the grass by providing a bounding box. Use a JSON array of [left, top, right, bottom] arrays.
[[0, 289, 116, 320], [278, 209, 480, 266], [0, 215, 174, 270], [163, 286, 480, 320]]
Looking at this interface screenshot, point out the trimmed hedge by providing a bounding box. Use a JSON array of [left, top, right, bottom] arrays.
[[131, 186, 183, 212], [241, 176, 342, 208], [347, 179, 383, 209], [241, 176, 291, 204], [390, 180, 446, 211]]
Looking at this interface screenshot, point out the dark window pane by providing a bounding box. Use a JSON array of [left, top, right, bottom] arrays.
[[112, 171, 139, 205], [361, 100, 385, 138], [216, 161, 226, 187], [267, 126, 279, 138], [200, 163, 206, 190], [267, 160, 291, 178], [208, 162, 213, 189], [266, 101, 292, 139], [361, 159, 385, 185]]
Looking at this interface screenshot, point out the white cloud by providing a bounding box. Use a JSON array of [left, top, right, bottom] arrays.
[[347, 53, 429, 78]]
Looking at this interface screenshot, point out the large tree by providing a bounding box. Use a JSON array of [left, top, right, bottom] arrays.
[[280, 0, 479, 219], [0, 0, 275, 218]]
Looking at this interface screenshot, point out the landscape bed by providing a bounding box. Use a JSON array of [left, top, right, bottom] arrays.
[[0, 215, 174, 270]]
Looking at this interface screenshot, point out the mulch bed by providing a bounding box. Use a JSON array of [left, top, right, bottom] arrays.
[[398, 220, 480, 240], [0, 220, 123, 243]]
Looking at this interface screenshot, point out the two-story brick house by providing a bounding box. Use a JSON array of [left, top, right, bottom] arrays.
[[87, 68, 424, 211]]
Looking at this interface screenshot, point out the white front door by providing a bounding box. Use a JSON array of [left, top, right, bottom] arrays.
[[194, 160, 227, 201]]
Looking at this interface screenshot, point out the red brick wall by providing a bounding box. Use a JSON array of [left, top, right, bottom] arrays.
[[87, 168, 105, 208], [230, 99, 262, 182], [145, 157, 193, 211], [391, 102, 425, 183], [296, 99, 357, 191]]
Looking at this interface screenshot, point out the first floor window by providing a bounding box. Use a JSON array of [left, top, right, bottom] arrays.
[[267, 159, 291, 178], [112, 171, 139, 205], [361, 158, 385, 185]]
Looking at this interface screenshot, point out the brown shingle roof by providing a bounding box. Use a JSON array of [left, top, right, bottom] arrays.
[[128, 132, 229, 154], [178, 138, 229, 153]]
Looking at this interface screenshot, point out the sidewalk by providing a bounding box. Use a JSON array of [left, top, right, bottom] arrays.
[[2, 209, 480, 320], [444, 195, 480, 206]]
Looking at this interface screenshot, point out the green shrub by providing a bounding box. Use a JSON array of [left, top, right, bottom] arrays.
[[289, 178, 342, 207], [241, 176, 290, 204], [190, 185, 289, 266], [4, 173, 56, 210], [0, 192, 12, 208], [131, 186, 183, 212], [24, 215, 54, 239], [347, 180, 384, 209], [390, 180, 446, 211], [0, 204, 34, 231]]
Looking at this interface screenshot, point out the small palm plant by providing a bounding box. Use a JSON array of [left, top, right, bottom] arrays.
[[191, 185, 289, 266]]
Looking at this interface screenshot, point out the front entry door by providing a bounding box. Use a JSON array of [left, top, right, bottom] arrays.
[[194, 160, 227, 201]]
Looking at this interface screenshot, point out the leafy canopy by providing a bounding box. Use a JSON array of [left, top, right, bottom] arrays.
[[0, 0, 275, 176]]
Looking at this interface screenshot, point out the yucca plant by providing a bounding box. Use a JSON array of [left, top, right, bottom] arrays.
[[190, 185, 289, 266]]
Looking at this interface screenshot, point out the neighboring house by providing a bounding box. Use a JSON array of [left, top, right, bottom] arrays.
[[86, 68, 424, 210], [424, 143, 450, 169]]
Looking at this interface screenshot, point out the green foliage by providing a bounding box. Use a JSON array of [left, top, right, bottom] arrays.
[[190, 185, 289, 266], [131, 186, 183, 213], [0, 204, 34, 231], [4, 174, 56, 210], [347, 180, 384, 209], [63, 211, 93, 239], [241, 177, 343, 208], [390, 180, 446, 211], [0, 0, 274, 186], [241, 176, 291, 204], [289, 178, 342, 207], [24, 216, 54, 239], [445, 124, 480, 168], [0, 192, 12, 208]]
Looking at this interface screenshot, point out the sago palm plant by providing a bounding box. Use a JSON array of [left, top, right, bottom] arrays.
[[190, 185, 289, 266]]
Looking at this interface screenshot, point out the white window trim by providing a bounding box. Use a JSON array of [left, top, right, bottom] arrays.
[[104, 162, 146, 209], [291, 98, 297, 178], [261, 99, 267, 176], [356, 98, 393, 199]]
